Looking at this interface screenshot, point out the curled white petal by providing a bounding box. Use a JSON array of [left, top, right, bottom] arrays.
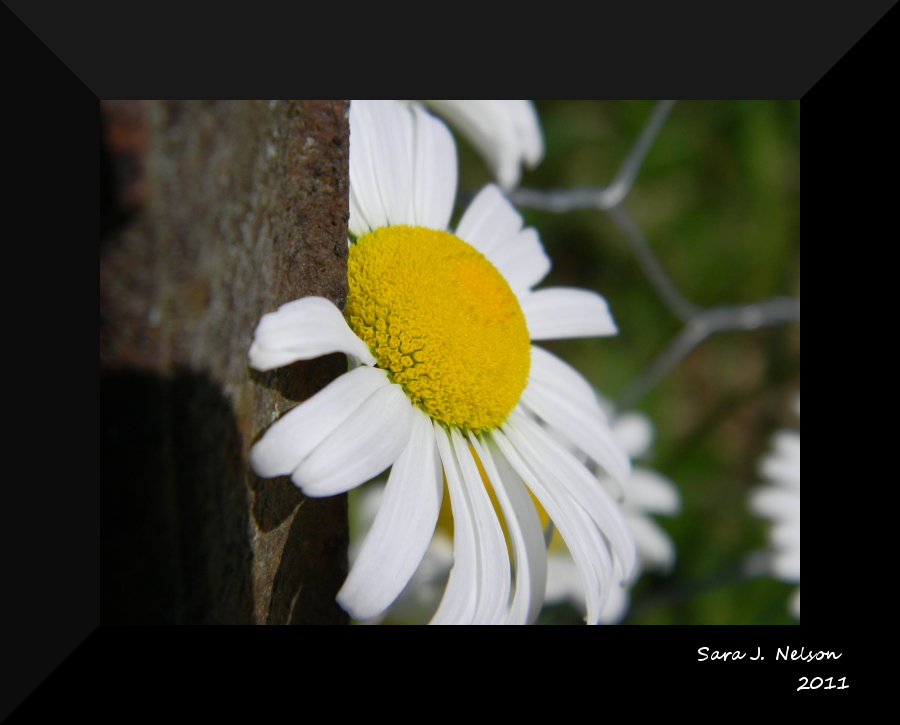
[[492, 427, 610, 624], [249, 296, 376, 371], [450, 428, 510, 625], [544, 551, 583, 608], [292, 381, 415, 497], [337, 407, 442, 620], [505, 411, 636, 582], [521, 287, 618, 340], [249, 365, 389, 478], [423, 100, 544, 191], [430, 424, 479, 625], [472, 433, 547, 625], [598, 581, 631, 625]]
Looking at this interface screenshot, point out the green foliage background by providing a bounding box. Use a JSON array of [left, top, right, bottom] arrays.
[[455, 101, 800, 624]]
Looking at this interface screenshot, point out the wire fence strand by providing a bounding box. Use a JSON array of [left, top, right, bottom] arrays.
[[510, 100, 800, 410]]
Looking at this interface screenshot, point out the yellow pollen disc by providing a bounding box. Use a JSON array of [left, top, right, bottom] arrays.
[[347, 225, 531, 432]]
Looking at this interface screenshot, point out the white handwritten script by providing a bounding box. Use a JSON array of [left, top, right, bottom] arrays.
[[698, 647, 842, 662], [776, 647, 842, 662]]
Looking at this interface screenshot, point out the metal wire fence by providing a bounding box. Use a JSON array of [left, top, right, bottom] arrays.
[[510, 101, 800, 410]]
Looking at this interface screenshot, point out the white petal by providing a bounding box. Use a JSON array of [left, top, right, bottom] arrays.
[[430, 424, 479, 625], [450, 428, 510, 625], [626, 513, 676, 571], [772, 551, 801, 582], [626, 468, 682, 515], [521, 377, 631, 490], [349, 100, 414, 235], [414, 532, 454, 582], [611, 412, 655, 459], [249, 296, 376, 371], [337, 407, 442, 620], [292, 380, 415, 496], [409, 103, 457, 231], [598, 581, 630, 625], [250, 366, 389, 478], [422, 100, 544, 191], [505, 411, 636, 580], [521, 287, 618, 340], [770, 522, 800, 552], [380, 531, 454, 623], [452, 183, 550, 295], [749, 487, 800, 523], [472, 433, 547, 625], [508, 100, 545, 169], [789, 587, 800, 618], [773, 429, 801, 461], [486, 226, 551, 296], [491, 427, 611, 624], [529, 345, 605, 417], [348, 101, 389, 236], [349, 185, 373, 240], [368, 100, 414, 226], [760, 430, 800, 488], [544, 551, 584, 607], [454, 184, 524, 259]]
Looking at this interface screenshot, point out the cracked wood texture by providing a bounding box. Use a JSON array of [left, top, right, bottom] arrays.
[[100, 100, 351, 624]]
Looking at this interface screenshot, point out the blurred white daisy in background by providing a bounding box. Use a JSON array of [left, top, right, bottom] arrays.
[[249, 99, 634, 625], [748, 394, 800, 618], [543, 405, 681, 623], [418, 100, 544, 191]]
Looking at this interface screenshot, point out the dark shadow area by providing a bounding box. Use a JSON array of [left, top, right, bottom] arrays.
[[247, 352, 350, 625], [249, 353, 348, 404], [266, 492, 349, 626], [100, 367, 253, 624]]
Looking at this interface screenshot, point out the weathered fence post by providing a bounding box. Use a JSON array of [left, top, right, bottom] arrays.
[[100, 100, 351, 624]]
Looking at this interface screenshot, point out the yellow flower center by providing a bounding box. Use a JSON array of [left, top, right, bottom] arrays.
[[347, 225, 530, 432]]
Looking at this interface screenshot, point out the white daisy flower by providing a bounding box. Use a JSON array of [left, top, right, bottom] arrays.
[[544, 408, 681, 623], [748, 394, 800, 618], [249, 99, 633, 625], [420, 100, 544, 191]]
